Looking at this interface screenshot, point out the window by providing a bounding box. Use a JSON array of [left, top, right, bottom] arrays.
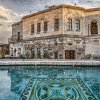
[[31, 24, 34, 34], [75, 19, 80, 31], [44, 21, 48, 32], [67, 19, 72, 31], [54, 19, 59, 31], [17, 32, 20, 41], [37, 23, 41, 33]]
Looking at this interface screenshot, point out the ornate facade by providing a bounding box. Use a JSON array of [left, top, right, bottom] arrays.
[[9, 4, 100, 59]]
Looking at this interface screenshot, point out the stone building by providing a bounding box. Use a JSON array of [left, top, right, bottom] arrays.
[[9, 21, 25, 57], [84, 13, 100, 59], [9, 4, 100, 59]]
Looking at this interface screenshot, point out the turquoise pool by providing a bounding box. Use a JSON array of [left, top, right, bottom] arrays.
[[0, 66, 100, 100]]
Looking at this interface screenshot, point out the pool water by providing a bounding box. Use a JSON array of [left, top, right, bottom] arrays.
[[0, 66, 100, 100]]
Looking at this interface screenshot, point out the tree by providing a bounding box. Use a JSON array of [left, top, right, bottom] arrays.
[[43, 50, 50, 59], [31, 51, 35, 59], [37, 51, 41, 58], [0, 52, 6, 58], [25, 50, 31, 59]]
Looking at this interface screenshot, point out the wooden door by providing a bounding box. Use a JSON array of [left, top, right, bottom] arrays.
[[65, 50, 75, 59]]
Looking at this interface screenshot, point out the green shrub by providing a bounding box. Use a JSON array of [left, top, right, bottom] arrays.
[[43, 51, 50, 59]]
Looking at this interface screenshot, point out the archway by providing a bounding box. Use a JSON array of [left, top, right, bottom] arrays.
[[91, 20, 98, 35]]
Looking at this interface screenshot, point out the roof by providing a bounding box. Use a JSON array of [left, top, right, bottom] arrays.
[[22, 4, 84, 19], [22, 4, 100, 19], [0, 43, 9, 46], [85, 7, 100, 12], [12, 21, 22, 26]]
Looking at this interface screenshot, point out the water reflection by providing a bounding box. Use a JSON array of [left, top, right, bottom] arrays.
[[0, 70, 18, 100], [0, 70, 11, 92], [0, 67, 99, 100]]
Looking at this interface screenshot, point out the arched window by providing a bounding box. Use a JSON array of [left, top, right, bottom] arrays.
[[91, 20, 98, 35]]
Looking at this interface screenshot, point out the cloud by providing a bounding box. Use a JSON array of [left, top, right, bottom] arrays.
[[77, 0, 100, 7], [0, 14, 8, 21], [0, 5, 21, 43], [0, 30, 11, 43], [0, 0, 100, 14], [0, 0, 43, 13], [0, 24, 3, 26]]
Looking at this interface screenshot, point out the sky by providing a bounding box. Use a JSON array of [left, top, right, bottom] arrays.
[[0, 0, 100, 43]]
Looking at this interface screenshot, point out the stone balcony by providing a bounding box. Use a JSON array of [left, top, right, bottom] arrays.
[[8, 35, 23, 43]]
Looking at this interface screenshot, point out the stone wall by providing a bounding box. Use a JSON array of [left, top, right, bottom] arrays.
[[22, 8, 63, 39], [63, 8, 85, 36], [85, 14, 100, 58], [85, 36, 100, 58], [12, 21, 22, 42], [84, 14, 100, 36]]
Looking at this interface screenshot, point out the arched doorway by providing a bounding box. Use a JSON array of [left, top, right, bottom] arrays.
[[91, 20, 98, 35]]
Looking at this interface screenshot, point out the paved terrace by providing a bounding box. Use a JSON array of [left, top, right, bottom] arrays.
[[0, 59, 100, 66]]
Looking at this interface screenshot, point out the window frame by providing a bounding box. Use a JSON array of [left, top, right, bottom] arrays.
[[54, 19, 59, 31], [31, 24, 34, 34], [75, 19, 80, 31], [67, 18, 72, 31], [44, 21, 48, 33], [37, 23, 41, 33], [17, 32, 20, 42]]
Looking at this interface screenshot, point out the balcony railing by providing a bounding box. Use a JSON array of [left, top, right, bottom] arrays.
[[8, 35, 23, 43], [0, 59, 100, 66]]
